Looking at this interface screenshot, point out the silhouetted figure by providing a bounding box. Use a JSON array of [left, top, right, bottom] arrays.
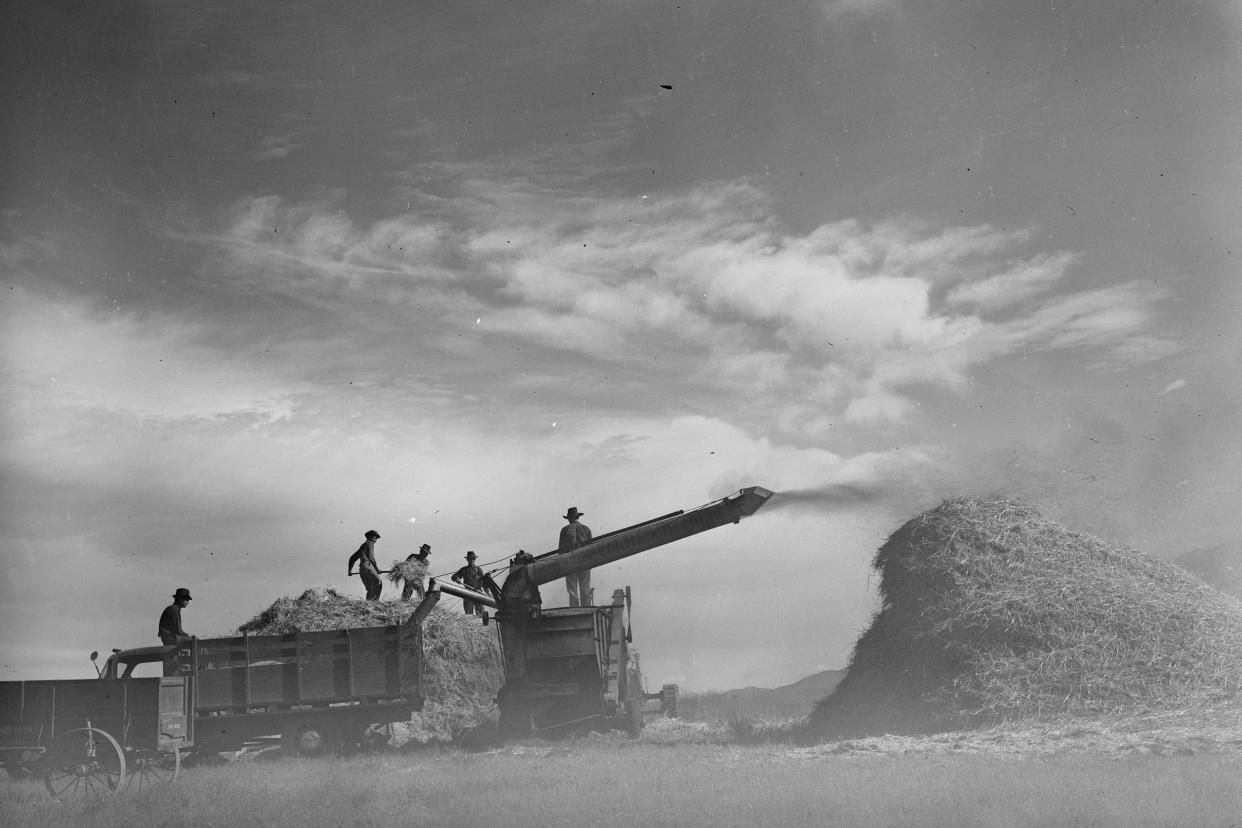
[[559, 507, 592, 606], [348, 530, 383, 600], [158, 587, 193, 645], [452, 551, 486, 616]]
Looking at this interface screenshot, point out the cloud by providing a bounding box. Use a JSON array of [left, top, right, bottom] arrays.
[[253, 133, 301, 161], [968, 281, 1181, 370], [1158, 379, 1187, 396], [189, 176, 1177, 438], [820, 0, 906, 21], [946, 252, 1076, 313], [1, 285, 302, 426]]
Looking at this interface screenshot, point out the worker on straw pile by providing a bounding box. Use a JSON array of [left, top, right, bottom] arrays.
[[452, 551, 486, 616], [348, 529, 384, 601], [158, 587, 193, 645], [559, 506, 593, 606], [389, 543, 431, 600]]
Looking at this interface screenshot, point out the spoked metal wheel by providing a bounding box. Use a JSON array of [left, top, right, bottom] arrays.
[[125, 748, 180, 792], [43, 727, 126, 799]]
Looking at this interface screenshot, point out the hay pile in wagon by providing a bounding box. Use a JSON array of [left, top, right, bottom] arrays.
[[808, 496, 1242, 741], [236, 588, 503, 745]]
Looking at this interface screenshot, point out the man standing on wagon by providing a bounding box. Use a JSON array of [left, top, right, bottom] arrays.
[[158, 587, 193, 645], [348, 529, 384, 601]]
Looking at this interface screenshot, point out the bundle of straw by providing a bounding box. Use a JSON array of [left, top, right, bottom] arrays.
[[387, 556, 429, 586]]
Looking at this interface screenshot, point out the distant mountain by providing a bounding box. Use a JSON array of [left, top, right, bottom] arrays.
[[679, 669, 845, 721]]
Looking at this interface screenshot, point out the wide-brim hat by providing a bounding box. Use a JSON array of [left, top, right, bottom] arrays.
[[419, 543, 431, 552], [173, 587, 192, 601], [365, 530, 381, 539], [563, 507, 584, 520], [465, 551, 477, 560]]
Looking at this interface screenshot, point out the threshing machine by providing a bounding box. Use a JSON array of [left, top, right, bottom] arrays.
[[429, 486, 773, 737]]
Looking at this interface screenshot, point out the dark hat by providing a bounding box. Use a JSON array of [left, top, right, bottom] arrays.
[[419, 543, 431, 553], [173, 587, 192, 601], [465, 550, 477, 560], [365, 529, 381, 539], [563, 507, 584, 520]]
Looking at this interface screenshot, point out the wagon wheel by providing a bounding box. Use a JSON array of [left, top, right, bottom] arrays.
[[125, 747, 180, 792], [43, 727, 126, 799]]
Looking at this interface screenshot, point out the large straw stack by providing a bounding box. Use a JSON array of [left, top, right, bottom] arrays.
[[808, 497, 1242, 740]]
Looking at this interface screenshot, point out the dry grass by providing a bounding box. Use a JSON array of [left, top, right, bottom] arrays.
[[235, 588, 503, 744], [810, 496, 1242, 740], [235, 587, 413, 633], [6, 741, 1242, 827]]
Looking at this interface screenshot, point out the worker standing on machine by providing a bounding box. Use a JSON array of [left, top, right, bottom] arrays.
[[559, 506, 593, 606], [452, 551, 487, 616]]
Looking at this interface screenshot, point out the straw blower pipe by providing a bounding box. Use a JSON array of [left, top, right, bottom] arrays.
[[519, 486, 773, 589]]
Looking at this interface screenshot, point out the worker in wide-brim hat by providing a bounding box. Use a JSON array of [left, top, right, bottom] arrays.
[[391, 543, 432, 601], [559, 506, 593, 607], [452, 551, 487, 616], [348, 530, 384, 601], [158, 587, 193, 646]]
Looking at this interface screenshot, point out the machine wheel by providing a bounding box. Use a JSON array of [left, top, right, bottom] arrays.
[[125, 747, 180, 792], [43, 727, 126, 798], [282, 721, 334, 757]]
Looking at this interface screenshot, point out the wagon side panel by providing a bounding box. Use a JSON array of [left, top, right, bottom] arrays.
[[0, 682, 54, 751], [298, 630, 352, 702], [192, 637, 249, 709], [349, 627, 401, 698], [53, 680, 131, 743]]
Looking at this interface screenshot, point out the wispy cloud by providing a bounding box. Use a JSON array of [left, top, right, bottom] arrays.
[[946, 252, 1076, 313], [189, 175, 1177, 437], [253, 133, 301, 161], [1158, 379, 1187, 396], [820, 0, 906, 21]]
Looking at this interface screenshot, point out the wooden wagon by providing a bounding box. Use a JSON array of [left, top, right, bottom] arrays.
[[0, 676, 192, 797]]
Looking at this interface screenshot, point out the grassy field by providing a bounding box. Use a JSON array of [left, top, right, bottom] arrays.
[[4, 736, 1241, 828]]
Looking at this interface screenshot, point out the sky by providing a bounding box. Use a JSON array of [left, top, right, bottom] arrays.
[[2, 0, 1240, 691]]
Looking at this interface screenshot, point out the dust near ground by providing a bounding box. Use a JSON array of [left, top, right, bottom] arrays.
[[783, 715, 1242, 761]]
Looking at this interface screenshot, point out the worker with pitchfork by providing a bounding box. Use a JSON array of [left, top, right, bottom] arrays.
[[348, 529, 384, 601]]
